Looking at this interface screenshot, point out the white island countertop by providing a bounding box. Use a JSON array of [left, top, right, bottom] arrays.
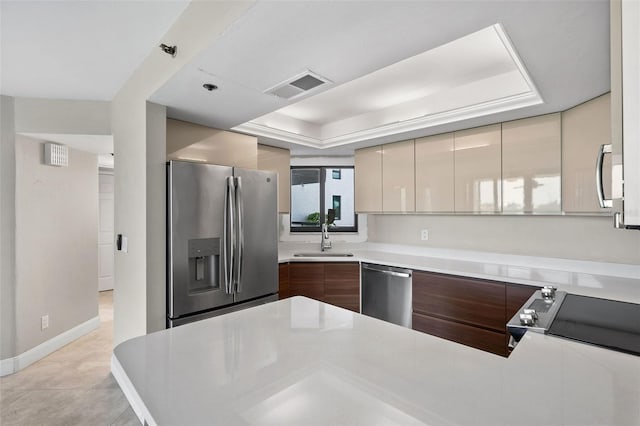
[[112, 297, 640, 426]]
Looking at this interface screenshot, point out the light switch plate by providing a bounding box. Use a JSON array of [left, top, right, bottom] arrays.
[[121, 236, 128, 253]]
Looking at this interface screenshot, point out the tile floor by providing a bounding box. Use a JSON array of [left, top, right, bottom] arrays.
[[0, 291, 138, 425]]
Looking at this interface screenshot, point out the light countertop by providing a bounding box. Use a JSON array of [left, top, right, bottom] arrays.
[[112, 297, 640, 426], [279, 242, 640, 304]]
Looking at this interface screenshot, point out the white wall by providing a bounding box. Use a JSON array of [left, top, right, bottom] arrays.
[[368, 214, 640, 264], [324, 168, 355, 227], [14, 136, 98, 354], [0, 96, 17, 361], [291, 182, 320, 222]]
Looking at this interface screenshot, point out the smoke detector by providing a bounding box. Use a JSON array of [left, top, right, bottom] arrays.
[[264, 70, 331, 100]]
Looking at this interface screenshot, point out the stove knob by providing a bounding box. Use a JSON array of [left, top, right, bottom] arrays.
[[519, 313, 536, 326], [541, 286, 557, 300], [523, 308, 538, 320]]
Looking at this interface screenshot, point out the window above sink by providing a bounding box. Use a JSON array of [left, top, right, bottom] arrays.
[[290, 166, 358, 233]]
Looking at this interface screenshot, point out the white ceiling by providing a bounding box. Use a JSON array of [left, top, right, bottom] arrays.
[[237, 24, 542, 149], [0, 0, 189, 100], [150, 0, 610, 155], [2, 1, 610, 156]]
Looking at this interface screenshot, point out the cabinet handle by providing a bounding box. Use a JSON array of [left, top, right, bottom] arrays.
[[362, 265, 411, 278], [595, 144, 613, 208]]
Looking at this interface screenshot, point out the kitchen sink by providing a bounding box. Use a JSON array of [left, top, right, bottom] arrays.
[[293, 252, 354, 257]]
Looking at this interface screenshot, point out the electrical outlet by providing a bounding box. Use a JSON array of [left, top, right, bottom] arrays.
[[41, 315, 49, 330], [421, 229, 429, 241]]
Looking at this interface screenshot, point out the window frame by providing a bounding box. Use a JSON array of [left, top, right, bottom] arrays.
[[290, 166, 358, 233]]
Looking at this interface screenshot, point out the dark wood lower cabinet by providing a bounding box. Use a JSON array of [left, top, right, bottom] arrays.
[[325, 263, 360, 312], [282, 261, 540, 357], [286, 262, 360, 312], [413, 271, 506, 332], [413, 312, 507, 357], [412, 270, 540, 357], [278, 263, 290, 299], [289, 262, 325, 300]]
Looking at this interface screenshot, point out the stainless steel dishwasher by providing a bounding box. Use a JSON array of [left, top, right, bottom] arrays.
[[361, 263, 412, 328]]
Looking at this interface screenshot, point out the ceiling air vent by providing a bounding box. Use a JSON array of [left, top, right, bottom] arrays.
[[265, 70, 331, 100]]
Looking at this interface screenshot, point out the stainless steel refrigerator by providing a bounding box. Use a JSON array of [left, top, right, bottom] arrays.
[[167, 160, 278, 327]]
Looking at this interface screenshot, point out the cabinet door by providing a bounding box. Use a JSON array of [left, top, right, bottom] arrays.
[[324, 263, 360, 312], [502, 114, 561, 213], [289, 263, 324, 301], [413, 271, 506, 332], [355, 145, 382, 212], [166, 119, 258, 169], [278, 263, 290, 299], [258, 144, 290, 214], [562, 94, 612, 213], [382, 139, 415, 212], [413, 312, 507, 357], [415, 133, 454, 212], [454, 124, 502, 212]]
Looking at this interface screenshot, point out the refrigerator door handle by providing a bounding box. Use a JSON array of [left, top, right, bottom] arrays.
[[223, 176, 235, 294], [596, 144, 613, 208], [234, 176, 244, 293]]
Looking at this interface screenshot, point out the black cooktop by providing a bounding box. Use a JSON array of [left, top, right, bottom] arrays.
[[548, 294, 640, 356]]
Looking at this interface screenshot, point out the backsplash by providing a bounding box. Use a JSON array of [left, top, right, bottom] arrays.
[[367, 214, 640, 264]]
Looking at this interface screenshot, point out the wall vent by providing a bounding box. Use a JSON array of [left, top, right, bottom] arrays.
[[44, 142, 69, 167], [264, 70, 331, 100]]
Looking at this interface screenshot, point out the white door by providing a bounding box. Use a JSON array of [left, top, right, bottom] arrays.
[[98, 171, 114, 291]]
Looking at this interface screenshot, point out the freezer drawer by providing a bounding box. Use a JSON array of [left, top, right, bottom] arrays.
[[361, 263, 412, 328]]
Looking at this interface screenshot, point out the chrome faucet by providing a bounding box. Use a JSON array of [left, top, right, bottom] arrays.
[[321, 223, 332, 251]]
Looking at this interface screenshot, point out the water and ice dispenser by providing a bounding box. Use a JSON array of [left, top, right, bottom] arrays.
[[187, 238, 220, 292]]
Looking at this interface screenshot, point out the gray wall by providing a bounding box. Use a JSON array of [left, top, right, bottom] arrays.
[[1, 96, 17, 359], [14, 136, 98, 354], [368, 214, 640, 264], [145, 102, 167, 334], [14, 98, 110, 135]]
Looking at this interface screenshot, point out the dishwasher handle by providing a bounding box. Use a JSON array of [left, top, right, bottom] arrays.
[[362, 264, 411, 278]]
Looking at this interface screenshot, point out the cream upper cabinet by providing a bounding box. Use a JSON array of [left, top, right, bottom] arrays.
[[355, 145, 382, 212], [415, 133, 454, 212], [382, 140, 415, 213], [562, 94, 612, 213], [257, 144, 290, 213], [502, 114, 561, 213], [166, 118, 258, 169], [454, 124, 502, 213]]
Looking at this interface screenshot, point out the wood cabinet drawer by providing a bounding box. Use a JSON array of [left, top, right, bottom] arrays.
[[413, 271, 506, 332], [413, 312, 507, 357], [289, 263, 324, 300]]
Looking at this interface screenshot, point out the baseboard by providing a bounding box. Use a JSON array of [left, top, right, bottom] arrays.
[[0, 357, 16, 376], [0, 316, 100, 377], [111, 354, 156, 426]]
